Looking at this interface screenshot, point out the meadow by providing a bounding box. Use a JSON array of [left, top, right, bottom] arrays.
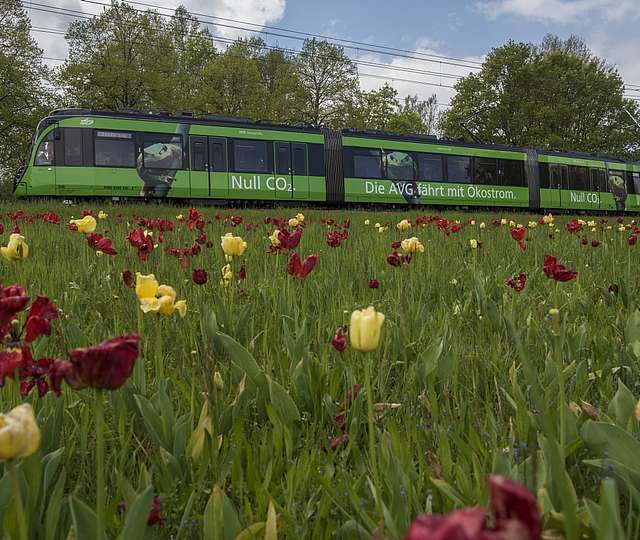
[[1, 200, 639, 540]]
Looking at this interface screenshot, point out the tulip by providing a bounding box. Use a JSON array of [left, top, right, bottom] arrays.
[[98, 211, 108, 220], [401, 237, 424, 254], [479, 222, 486, 229], [220, 264, 233, 287], [469, 238, 478, 249], [122, 269, 134, 288], [135, 274, 186, 317], [364, 219, 370, 225], [1, 234, 29, 262], [24, 295, 59, 342], [350, 306, 385, 352], [331, 326, 347, 352], [543, 255, 577, 282], [542, 213, 554, 224], [288, 217, 299, 228], [368, 279, 379, 289], [0, 403, 40, 460], [192, 269, 208, 285], [220, 233, 247, 258], [295, 213, 305, 223], [396, 219, 411, 231], [286, 253, 318, 278], [69, 215, 97, 234], [136, 273, 159, 300], [269, 229, 281, 246]]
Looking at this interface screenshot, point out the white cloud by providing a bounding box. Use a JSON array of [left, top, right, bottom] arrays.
[[477, 0, 639, 23], [196, 0, 286, 39]]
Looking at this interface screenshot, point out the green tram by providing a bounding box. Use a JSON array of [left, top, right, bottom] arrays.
[[14, 109, 640, 212]]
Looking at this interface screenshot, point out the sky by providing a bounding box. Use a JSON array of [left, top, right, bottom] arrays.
[[26, 0, 640, 111]]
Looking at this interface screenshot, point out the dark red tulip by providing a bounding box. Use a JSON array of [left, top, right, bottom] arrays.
[[629, 235, 637, 246], [488, 475, 542, 540], [0, 349, 25, 385], [277, 229, 302, 250], [192, 269, 208, 285], [591, 239, 601, 247], [566, 219, 583, 234], [0, 223, 4, 234], [326, 229, 348, 247], [369, 279, 379, 289], [505, 272, 526, 293], [329, 434, 349, 451], [237, 264, 247, 281], [65, 335, 140, 390], [86, 233, 118, 255], [122, 269, 134, 288], [404, 507, 486, 540], [126, 228, 154, 261], [608, 284, 619, 295], [387, 251, 402, 267], [286, 253, 318, 278], [331, 326, 347, 352], [391, 241, 402, 250], [24, 295, 59, 342], [147, 496, 165, 526], [580, 238, 588, 246], [543, 255, 577, 282], [230, 215, 243, 227], [0, 285, 30, 337]]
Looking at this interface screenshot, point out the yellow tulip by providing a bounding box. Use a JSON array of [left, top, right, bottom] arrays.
[[288, 217, 299, 228], [176, 214, 184, 221], [0, 404, 41, 460], [470, 239, 478, 249], [470, 220, 476, 226], [295, 213, 305, 222], [542, 214, 554, 225], [1, 234, 29, 262], [500, 218, 507, 225], [269, 229, 281, 246], [364, 219, 370, 225], [401, 237, 424, 254], [479, 222, 486, 229], [220, 264, 233, 287], [220, 233, 247, 258], [98, 210, 108, 220], [396, 219, 411, 232], [69, 215, 97, 234], [350, 306, 385, 352], [135, 273, 159, 300]]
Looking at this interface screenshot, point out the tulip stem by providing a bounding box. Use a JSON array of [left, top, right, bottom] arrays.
[[8, 460, 28, 540], [364, 358, 380, 510], [95, 391, 105, 539]]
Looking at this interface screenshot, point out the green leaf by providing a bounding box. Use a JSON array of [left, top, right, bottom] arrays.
[[175, 490, 196, 540], [265, 500, 277, 540], [203, 485, 224, 540], [581, 421, 640, 471], [117, 485, 154, 540], [267, 375, 300, 427], [607, 380, 636, 429], [69, 495, 104, 540], [234, 522, 266, 540], [625, 310, 640, 357], [417, 338, 443, 381], [44, 470, 66, 540], [214, 331, 267, 390], [595, 478, 626, 540]]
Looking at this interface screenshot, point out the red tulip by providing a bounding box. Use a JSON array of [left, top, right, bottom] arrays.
[[331, 326, 347, 352], [0, 285, 30, 337], [391, 241, 402, 250], [286, 253, 318, 278], [86, 233, 118, 255], [369, 279, 379, 289], [404, 507, 486, 540], [0, 348, 25, 385], [126, 228, 154, 260], [231, 215, 243, 227], [608, 284, 619, 295], [277, 229, 302, 249], [543, 255, 577, 282], [0, 223, 4, 234], [24, 295, 59, 342], [566, 219, 583, 234], [629, 235, 637, 246], [192, 269, 208, 285], [237, 264, 247, 281], [147, 496, 165, 526], [329, 434, 349, 450], [326, 229, 348, 247], [64, 335, 140, 390], [591, 240, 601, 247], [510, 227, 525, 242], [122, 269, 134, 288], [488, 475, 542, 540]]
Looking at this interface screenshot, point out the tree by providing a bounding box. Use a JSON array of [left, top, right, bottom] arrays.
[[0, 0, 53, 191], [255, 47, 301, 123], [293, 38, 359, 127], [439, 36, 640, 158], [58, 3, 216, 112], [401, 94, 439, 134]]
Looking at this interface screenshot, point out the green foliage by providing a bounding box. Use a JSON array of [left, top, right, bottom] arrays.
[[440, 35, 640, 158]]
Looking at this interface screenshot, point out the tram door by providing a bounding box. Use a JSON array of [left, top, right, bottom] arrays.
[[547, 164, 566, 209], [30, 126, 58, 196], [189, 136, 228, 198], [275, 142, 309, 200]]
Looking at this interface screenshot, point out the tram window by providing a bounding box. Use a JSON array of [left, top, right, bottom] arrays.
[[191, 141, 207, 171], [549, 164, 565, 189], [633, 172, 640, 194], [568, 166, 590, 190], [626, 172, 636, 195], [211, 140, 226, 172], [276, 144, 291, 175], [417, 153, 443, 182], [501, 159, 525, 187], [591, 168, 607, 192], [142, 134, 183, 169], [35, 132, 55, 166], [385, 150, 415, 181], [293, 145, 308, 176], [475, 158, 497, 184], [539, 163, 550, 188], [446, 155, 472, 183], [233, 139, 269, 173], [95, 131, 135, 167], [353, 149, 382, 179], [308, 144, 324, 176], [63, 128, 83, 166]]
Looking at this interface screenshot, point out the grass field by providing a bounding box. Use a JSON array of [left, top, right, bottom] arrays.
[[1, 201, 639, 539]]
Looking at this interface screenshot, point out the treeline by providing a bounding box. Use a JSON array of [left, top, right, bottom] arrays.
[[1, 0, 639, 190]]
